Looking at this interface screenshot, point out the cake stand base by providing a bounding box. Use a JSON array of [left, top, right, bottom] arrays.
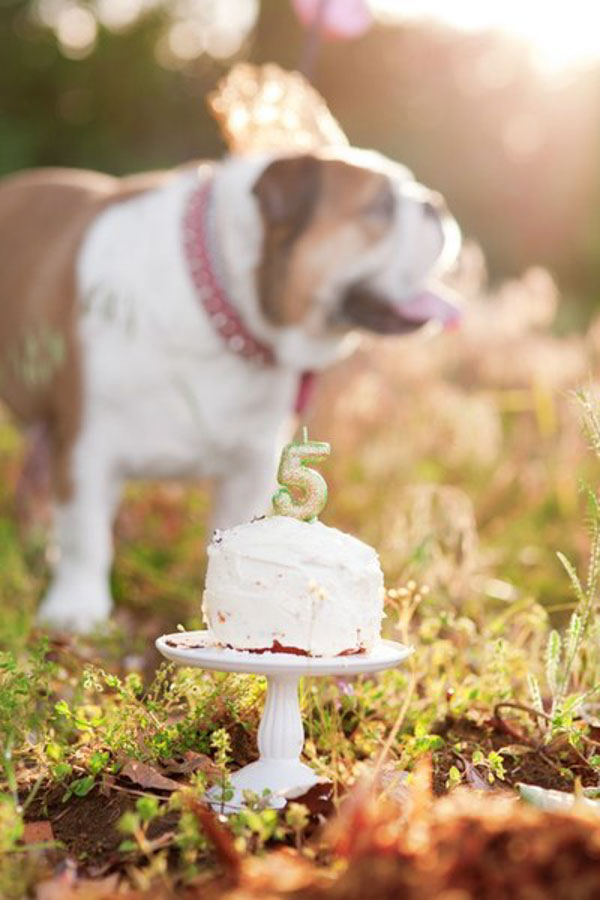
[[209, 759, 319, 811], [156, 632, 413, 813]]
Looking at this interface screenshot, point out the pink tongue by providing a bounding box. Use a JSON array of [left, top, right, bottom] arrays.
[[398, 289, 461, 329]]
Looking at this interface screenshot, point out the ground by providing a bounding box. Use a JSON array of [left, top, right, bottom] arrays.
[[1, 264, 600, 898]]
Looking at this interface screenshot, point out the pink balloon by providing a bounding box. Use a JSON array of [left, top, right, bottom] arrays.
[[292, 0, 372, 39]]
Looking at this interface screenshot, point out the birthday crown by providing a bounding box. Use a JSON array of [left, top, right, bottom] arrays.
[[208, 62, 349, 155]]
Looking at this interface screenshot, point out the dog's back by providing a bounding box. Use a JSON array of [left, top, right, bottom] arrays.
[[0, 167, 179, 496]]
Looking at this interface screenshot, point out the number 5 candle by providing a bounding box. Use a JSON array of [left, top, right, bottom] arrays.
[[272, 427, 330, 521]]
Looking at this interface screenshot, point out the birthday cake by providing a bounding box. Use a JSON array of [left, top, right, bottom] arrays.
[[202, 515, 384, 657]]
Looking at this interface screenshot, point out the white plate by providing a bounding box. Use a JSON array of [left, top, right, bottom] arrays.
[[156, 631, 413, 676]]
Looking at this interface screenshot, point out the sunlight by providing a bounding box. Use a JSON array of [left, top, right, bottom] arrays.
[[370, 0, 600, 74]]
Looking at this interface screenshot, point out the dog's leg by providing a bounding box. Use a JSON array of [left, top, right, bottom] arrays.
[[37, 461, 122, 634], [212, 457, 275, 531]]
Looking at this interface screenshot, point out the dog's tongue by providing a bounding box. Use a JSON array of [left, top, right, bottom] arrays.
[[398, 288, 461, 330]]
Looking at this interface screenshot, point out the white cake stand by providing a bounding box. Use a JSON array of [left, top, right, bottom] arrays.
[[155, 631, 413, 812]]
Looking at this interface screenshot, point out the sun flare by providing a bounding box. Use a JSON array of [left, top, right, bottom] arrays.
[[370, 0, 600, 74]]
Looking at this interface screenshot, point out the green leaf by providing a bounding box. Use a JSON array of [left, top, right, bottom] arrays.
[[118, 811, 140, 834], [545, 630, 561, 696], [52, 762, 73, 781], [54, 700, 71, 719], [119, 839, 138, 853], [136, 796, 159, 823], [88, 750, 109, 776], [446, 766, 462, 789], [556, 552, 587, 607], [71, 775, 96, 797], [527, 673, 544, 714]]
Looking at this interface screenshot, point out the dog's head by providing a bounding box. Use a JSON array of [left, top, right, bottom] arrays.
[[250, 148, 461, 368]]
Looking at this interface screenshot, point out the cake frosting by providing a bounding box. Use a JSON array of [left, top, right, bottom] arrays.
[[202, 515, 384, 657]]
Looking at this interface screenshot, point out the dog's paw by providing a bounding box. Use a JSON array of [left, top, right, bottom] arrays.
[[37, 580, 113, 634]]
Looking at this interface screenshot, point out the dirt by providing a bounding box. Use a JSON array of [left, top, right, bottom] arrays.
[[26, 784, 132, 866], [23, 714, 597, 877], [431, 713, 598, 795], [24, 775, 335, 873]]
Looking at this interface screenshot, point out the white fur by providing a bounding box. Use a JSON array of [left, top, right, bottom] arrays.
[[36, 151, 454, 632]]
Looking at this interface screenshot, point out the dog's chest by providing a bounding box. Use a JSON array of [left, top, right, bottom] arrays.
[[76, 174, 295, 479]]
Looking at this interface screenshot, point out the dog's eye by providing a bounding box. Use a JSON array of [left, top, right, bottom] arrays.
[[361, 184, 395, 222]]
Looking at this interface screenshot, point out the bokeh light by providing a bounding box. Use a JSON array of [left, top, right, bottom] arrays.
[[33, 0, 259, 62], [54, 4, 97, 58]]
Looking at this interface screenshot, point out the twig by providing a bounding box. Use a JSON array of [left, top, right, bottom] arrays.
[[493, 700, 551, 744]]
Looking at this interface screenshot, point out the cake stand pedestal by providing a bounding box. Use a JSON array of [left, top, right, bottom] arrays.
[[156, 632, 413, 812]]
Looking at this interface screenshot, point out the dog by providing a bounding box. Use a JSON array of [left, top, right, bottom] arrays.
[[0, 147, 461, 632]]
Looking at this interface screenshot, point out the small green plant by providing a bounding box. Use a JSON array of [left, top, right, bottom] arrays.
[[118, 796, 162, 855], [210, 728, 234, 811], [0, 639, 56, 800], [230, 805, 280, 852], [445, 765, 463, 790], [527, 390, 600, 744], [0, 795, 24, 852], [285, 802, 310, 850], [472, 749, 507, 784]]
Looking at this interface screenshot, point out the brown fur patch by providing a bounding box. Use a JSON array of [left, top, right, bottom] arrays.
[[253, 156, 394, 326], [0, 166, 185, 500]]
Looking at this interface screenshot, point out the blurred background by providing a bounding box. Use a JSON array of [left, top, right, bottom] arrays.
[[2, 0, 600, 631], [2, 0, 600, 316]]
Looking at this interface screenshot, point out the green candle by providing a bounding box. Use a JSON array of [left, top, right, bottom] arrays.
[[272, 427, 331, 521]]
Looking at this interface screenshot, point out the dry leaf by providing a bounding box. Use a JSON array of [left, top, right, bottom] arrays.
[[120, 760, 182, 793], [36, 872, 120, 900], [463, 762, 494, 791], [161, 750, 221, 779]]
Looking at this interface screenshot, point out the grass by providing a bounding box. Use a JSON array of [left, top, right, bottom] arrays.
[[1, 263, 600, 897]]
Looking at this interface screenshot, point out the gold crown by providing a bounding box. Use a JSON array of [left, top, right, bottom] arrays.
[[208, 62, 348, 155]]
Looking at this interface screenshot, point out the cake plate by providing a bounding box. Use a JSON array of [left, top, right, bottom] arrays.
[[156, 632, 413, 812]]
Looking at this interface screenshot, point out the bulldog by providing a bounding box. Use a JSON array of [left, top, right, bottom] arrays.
[[0, 148, 460, 632]]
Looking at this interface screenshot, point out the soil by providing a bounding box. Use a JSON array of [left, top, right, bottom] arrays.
[[24, 777, 335, 872], [26, 784, 132, 866], [23, 714, 597, 877], [431, 713, 598, 795]]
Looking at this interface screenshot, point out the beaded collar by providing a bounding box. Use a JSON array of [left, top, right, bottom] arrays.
[[183, 173, 275, 366], [182, 170, 315, 414]]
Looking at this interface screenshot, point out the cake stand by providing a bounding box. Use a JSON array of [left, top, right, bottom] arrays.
[[156, 632, 413, 812]]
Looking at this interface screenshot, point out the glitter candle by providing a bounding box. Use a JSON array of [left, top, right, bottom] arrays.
[[272, 427, 330, 521]]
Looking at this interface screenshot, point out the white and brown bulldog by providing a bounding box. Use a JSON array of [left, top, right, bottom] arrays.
[[0, 148, 460, 632]]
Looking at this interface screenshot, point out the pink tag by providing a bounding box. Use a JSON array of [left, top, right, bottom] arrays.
[[295, 371, 317, 415], [292, 0, 372, 39]]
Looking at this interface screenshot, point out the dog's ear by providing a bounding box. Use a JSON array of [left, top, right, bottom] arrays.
[[252, 154, 321, 234], [252, 155, 323, 326]]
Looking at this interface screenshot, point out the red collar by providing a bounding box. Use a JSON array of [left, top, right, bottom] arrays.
[[183, 175, 276, 366], [182, 172, 315, 415]]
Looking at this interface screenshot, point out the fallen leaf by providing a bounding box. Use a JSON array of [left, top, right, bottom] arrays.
[[120, 760, 182, 793], [289, 780, 335, 819], [161, 751, 221, 779], [23, 820, 54, 844], [463, 763, 494, 791], [36, 872, 120, 900], [186, 796, 241, 881]]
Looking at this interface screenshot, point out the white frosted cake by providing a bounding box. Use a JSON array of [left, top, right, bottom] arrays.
[[201, 515, 384, 657]]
